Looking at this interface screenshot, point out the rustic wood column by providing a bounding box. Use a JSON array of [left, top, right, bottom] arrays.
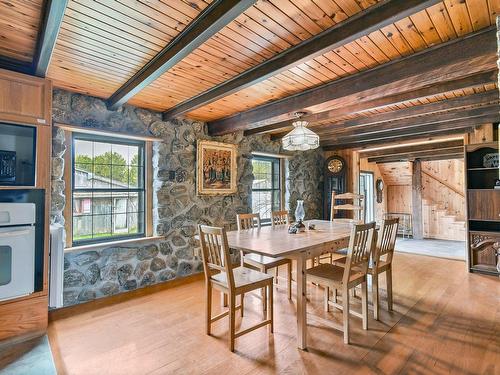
[[411, 159, 423, 240]]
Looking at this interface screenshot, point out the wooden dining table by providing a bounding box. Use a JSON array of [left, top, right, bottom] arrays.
[[226, 219, 354, 350]]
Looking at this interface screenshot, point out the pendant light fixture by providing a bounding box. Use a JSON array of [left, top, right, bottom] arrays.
[[282, 112, 320, 151]]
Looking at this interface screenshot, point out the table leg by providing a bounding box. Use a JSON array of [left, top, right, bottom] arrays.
[[296, 254, 307, 350]]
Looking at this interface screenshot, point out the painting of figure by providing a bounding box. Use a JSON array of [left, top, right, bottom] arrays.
[[197, 140, 237, 195]]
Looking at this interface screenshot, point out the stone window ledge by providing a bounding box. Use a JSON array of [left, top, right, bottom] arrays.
[[64, 236, 164, 254]]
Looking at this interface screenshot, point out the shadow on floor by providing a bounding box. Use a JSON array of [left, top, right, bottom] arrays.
[[0, 335, 56, 375], [395, 237, 465, 260]]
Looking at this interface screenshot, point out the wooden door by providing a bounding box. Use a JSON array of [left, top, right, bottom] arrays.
[[468, 190, 500, 221]]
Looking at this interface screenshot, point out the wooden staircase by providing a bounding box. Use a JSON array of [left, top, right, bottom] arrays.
[[422, 198, 466, 241]]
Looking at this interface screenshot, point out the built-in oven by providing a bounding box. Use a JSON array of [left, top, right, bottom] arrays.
[[0, 203, 36, 302]]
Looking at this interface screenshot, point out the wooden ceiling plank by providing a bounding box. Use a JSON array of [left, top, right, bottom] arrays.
[[33, 0, 68, 77], [213, 26, 496, 135], [444, 0, 474, 36], [361, 139, 464, 158], [106, 0, 256, 110], [162, 0, 442, 120], [368, 146, 465, 162], [409, 9, 442, 46], [466, 0, 492, 30], [487, 0, 500, 23], [425, 3, 457, 41]]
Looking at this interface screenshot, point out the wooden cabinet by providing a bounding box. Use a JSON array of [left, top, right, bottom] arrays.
[[465, 142, 500, 276], [0, 68, 52, 126], [468, 190, 500, 221]]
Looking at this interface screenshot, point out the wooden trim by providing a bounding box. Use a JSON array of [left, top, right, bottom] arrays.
[[163, 0, 442, 120], [146, 141, 153, 237], [251, 151, 290, 159], [64, 235, 164, 254], [209, 27, 496, 135], [33, 0, 69, 77], [0, 56, 33, 75], [63, 130, 73, 248], [411, 160, 423, 240], [55, 123, 162, 142], [245, 71, 498, 136], [107, 0, 256, 110], [360, 140, 464, 158], [280, 158, 286, 211], [369, 148, 464, 163], [48, 273, 204, 321], [421, 170, 465, 197]]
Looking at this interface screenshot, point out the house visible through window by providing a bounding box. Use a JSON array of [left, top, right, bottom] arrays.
[[72, 134, 145, 245], [251, 155, 281, 222]]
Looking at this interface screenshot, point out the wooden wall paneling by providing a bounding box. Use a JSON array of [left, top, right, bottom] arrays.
[[360, 158, 387, 223], [0, 295, 48, 342], [387, 185, 412, 214], [468, 190, 500, 221], [0, 69, 52, 126]]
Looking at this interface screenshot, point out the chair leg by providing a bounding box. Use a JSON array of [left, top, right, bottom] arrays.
[[342, 287, 350, 344], [361, 281, 368, 330], [372, 273, 379, 320], [262, 286, 267, 313], [268, 283, 274, 333], [221, 292, 228, 308], [324, 286, 330, 312], [206, 283, 212, 335], [333, 288, 337, 303], [229, 293, 236, 352], [240, 293, 244, 317], [274, 266, 279, 284], [387, 267, 393, 311], [287, 261, 292, 300]]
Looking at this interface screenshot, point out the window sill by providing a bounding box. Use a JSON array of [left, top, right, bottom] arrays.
[[64, 236, 164, 254]]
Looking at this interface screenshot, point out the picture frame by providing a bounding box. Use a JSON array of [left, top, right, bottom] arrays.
[[196, 140, 238, 195]]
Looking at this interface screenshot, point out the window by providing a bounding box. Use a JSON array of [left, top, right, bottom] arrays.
[[251, 155, 282, 222], [72, 134, 145, 245]]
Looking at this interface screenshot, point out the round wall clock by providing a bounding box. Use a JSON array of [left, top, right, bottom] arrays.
[[327, 157, 344, 174]]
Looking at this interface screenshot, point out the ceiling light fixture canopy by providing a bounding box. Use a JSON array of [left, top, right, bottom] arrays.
[[282, 112, 319, 151]]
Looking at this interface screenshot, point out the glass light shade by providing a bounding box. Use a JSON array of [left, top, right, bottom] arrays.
[[295, 200, 305, 222], [282, 119, 319, 151]]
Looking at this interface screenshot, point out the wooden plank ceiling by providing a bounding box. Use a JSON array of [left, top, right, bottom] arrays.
[[0, 0, 44, 62], [0, 0, 498, 148]]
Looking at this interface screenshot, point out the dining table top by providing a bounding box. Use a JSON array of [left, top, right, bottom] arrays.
[[225, 219, 355, 258]]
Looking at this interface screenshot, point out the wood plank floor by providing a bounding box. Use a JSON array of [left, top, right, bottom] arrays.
[[48, 253, 499, 375]]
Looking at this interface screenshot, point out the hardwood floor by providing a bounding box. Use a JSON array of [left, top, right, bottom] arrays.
[[47, 253, 499, 375]]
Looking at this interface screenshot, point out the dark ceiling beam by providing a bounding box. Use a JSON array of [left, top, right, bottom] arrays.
[[0, 56, 34, 75], [360, 139, 464, 158], [367, 146, 464, 163], [271, 90, 498, 139], [412, 153, 464, 162], [244, 70, 497, 136], [162, 0, 441, 120], [314, 103, 499, 139], [107, 0, 256, 110], [210, 26, 496, 135], [33, 0, 69, 77], [322, 130, 473, 151], [320, 114, 497, 147]]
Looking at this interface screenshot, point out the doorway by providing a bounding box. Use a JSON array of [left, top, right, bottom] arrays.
[[359, 171, 374, 223]]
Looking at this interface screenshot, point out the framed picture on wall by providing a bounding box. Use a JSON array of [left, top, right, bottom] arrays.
[[196, 140, 238, 195]]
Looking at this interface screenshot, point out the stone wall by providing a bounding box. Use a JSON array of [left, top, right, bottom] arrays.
[[51, 89, 324, 306]]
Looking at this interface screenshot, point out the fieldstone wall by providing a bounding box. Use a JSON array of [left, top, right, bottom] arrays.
[[51, 89, 324, 306]]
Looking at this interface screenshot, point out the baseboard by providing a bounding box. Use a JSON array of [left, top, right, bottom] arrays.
[[49, 272, 204, 321]]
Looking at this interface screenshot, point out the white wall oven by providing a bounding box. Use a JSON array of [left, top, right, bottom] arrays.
[[0, 203, 36, 301]]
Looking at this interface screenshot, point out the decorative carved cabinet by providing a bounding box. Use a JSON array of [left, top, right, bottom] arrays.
[[465, 142, 500, 276]]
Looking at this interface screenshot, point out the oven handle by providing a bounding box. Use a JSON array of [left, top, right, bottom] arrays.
[[0, 228, 33, 238]]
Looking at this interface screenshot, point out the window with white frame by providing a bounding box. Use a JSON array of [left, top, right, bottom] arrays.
[[251, 155, 282, 222]]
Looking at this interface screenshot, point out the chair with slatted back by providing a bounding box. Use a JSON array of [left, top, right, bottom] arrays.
[[371, 218, 399, 320], [271, 210, 289, 226], [198, 224, 274, 352], [331, 191, 365, 224], [333, 218, 399, 320], [237, 213, 292, 307], [306, 222, 376, 344]]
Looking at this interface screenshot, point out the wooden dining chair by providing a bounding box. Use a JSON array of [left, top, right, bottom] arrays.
[[333, 218, 399, 320], [237, 213, 292, 305], [331, 191, 365, 224], [271, 210, 289, 226], [198, 224, 274, 352], [306, 222, 376, 344], [370, 218, 399, 320]]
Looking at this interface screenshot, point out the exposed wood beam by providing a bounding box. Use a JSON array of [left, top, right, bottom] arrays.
[[245, 70, 497, 135], [210, 27, 496, 135], [271, 91, 498, 139], [323, 131, 473, 151], [162, 0, 441, 120], [413, 153, 464, 162], [412, 159, 423, 239], [33, 0, 69, 77], [0, 56, 33, 75], [367, 146, 464, 163], [316, 103, 499, 139], [361, 139, 464, 158], [107, 0, 256, 110]]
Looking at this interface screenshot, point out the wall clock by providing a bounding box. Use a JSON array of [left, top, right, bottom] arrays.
[[376, 178, 384, 204], [324, 155, 347, 220]]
